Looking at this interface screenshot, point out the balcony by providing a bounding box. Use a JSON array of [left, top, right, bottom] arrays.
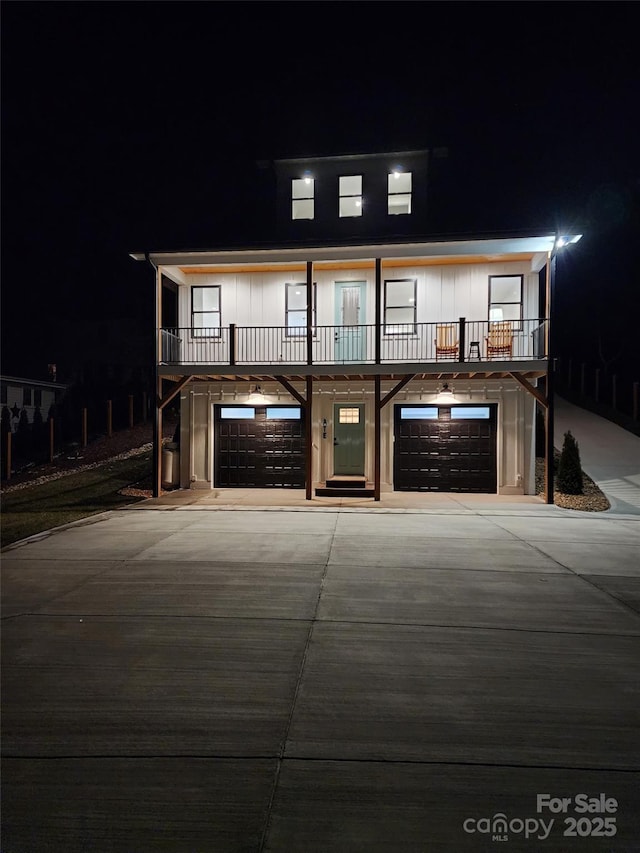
[[160, 319, 548, 370]]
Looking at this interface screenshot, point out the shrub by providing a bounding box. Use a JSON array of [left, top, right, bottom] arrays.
[[557, 430, 584, 495]]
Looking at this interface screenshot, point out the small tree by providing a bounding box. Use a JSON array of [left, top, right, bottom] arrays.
[[557, 430, 584, 495]]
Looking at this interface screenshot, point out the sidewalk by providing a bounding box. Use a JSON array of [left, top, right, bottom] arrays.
[[555, 395, 640, 515]]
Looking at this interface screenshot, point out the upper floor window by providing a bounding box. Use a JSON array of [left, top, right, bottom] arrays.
[[339, 175, 363, 217], [488, 275, 523, 328], [384, 278, 416, 334], [192, 286, 221, 337], [388, 170, 412, 215], [292, 177, 314, 220], [285, 282, 317, 336]]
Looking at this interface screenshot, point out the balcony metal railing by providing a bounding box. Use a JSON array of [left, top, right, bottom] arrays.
[[160, 319, 548, 366]]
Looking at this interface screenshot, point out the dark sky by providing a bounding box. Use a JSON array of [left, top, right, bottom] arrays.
[[2, 2, 638, 380]]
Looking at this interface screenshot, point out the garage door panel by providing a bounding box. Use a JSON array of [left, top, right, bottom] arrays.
[[394, 405, 497, 493], [215, 406, 305, 488]]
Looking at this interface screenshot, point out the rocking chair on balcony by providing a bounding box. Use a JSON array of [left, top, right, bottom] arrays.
[[434, 324, 459, 360], [485, 321, 514, 359]]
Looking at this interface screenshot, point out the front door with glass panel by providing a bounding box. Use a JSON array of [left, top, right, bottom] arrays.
[[334, 281, 366, 362], [333, 403, 365, 475]]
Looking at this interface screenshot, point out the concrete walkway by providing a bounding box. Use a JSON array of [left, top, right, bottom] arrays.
[[555, 394, 640, 515], [2, 496, 639, 851]]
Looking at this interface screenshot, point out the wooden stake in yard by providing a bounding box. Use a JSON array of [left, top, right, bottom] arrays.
[[5, 430, 11, 481]]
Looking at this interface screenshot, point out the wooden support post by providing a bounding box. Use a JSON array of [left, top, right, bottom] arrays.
[[49, 417, 55, 462], [82, 408, 88, 447], [153, 377, 163, 498], [5, 430, 11, 481], [129, 395, 134, 429], [305, 376, 313, 500], [107, 400, 113, 438], [544, 364, 555, 504], [634, 382, 639, 421], [374, 375, 381, 501]]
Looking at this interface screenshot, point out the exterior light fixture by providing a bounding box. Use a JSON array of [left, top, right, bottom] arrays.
[[434, 382, 455, 403], [555, 234, 582, 250]]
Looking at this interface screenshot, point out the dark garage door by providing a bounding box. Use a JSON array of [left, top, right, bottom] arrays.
[[215, 405, 305, 488], [394, 405, 497, 493]]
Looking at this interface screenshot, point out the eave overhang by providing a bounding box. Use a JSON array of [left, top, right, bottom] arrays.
[[133, 235, 559, 272]]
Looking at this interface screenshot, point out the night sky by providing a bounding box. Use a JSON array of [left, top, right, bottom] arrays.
[[2, 2, 638, 381]]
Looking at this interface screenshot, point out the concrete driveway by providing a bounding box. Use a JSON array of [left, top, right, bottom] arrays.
[[2, 501, 640, 852]]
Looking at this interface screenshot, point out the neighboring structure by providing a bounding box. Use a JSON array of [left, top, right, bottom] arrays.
[[0, 375, 66, 430], [132, 151, 581, 500]]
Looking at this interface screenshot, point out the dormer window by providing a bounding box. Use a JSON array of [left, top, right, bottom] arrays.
[[339, 175, 363, 217], [291, 176, 314, 220], [388, 170, 412, 215]]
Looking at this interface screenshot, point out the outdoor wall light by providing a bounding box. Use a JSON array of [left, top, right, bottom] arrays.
[[434, 382, 456, 403], [249, 385, 268, 404]]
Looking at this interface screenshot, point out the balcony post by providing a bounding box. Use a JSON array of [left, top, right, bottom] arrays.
[[375, 258, 382, 364], [229, 324, 236, 366], [459, 317, 466, 362], [307, 261, 313, 365]]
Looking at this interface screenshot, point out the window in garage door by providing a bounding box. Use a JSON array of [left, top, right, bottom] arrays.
[[215, 405, 305, 488], [394, 405, 497, 493]]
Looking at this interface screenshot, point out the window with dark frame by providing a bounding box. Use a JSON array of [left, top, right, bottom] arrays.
[[291, 177, 314, 220], [34, 390, 42, 407], [339, 175, 363, 217], [191, 286, 221, 337], [285, 282, 317, 336], [384, 278, 417, 334], [388, 170, 412, 215], [488, 274, 523, 329]]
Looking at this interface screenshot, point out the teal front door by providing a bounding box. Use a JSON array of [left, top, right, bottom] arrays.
[[334, 281, 366, 362], [333, 403, 365, 475]]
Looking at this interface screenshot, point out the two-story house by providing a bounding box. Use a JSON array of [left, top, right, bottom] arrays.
[[132, 151, 580, 502]]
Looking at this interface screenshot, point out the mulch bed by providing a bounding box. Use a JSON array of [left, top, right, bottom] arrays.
[[535, 457, 610, 512]]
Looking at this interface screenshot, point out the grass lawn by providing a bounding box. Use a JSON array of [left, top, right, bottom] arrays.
[[1, 453, 152, 549]]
